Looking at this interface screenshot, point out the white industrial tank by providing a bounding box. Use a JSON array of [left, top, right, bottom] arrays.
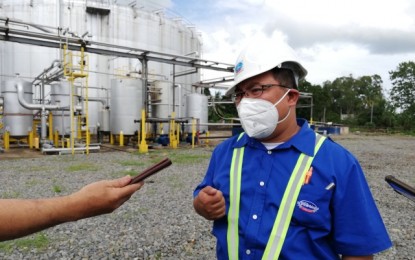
[[186, 93, 208, 133], [2, 79, 33, 137], [50, 81, 75, 136], [110, 78, 142, 135], [151, 80, 184, 133], [99, 108, 110, 132], [0, 0, 202, 137]]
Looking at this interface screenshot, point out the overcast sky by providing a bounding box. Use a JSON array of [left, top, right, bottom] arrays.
[[125, 0, 415, 94]]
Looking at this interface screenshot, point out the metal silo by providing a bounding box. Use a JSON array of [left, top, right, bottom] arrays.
[[2, 79, 33, 137], [110, 78, 142, 136], [50, 81, 74, 136], [98, 108, 110, 132], [151, 80, 182, 134], [186, 93, 208, 133]]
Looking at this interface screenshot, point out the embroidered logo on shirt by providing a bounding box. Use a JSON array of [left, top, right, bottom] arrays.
[[297, 200, 319, 213]]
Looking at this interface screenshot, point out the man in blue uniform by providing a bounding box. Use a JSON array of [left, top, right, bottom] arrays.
[[193, 39, 392, 259]]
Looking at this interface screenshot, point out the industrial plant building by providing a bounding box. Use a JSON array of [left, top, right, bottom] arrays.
[[0, 0, 234, 154]]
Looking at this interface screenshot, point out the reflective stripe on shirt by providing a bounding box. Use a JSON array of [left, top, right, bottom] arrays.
[[227, 133, 326, 260]]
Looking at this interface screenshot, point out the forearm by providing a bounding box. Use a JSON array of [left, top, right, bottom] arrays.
[[0, 176, 142, 242], [0, 196, 79, 241]]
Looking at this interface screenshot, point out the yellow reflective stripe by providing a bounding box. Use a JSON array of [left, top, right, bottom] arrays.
[[263, 154, 312, 259], [227, 133, 245, 260], [262, 133, 326, 260]]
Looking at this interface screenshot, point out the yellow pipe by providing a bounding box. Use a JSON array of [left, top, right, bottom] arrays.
[[54, 130, 59, 147], [4, 131, 10, 150], [169, 112, 177, 148], [120, 131, 124, 147], [206, 131, 210, 146], [48, 113, 53, 141], [191, 118, 196, 149], [139, 109, 148, 153], [28, 131, 34, 149]]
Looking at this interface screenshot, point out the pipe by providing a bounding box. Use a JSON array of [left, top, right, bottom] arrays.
[[15, 82, 60, 110], [16, 82, 80, 143], [41, 146, 100, 154], [40, 108, 47, 140], [80, 97, 106, 106], [175, 84, 182, 117], [16, 82, 81, 111]]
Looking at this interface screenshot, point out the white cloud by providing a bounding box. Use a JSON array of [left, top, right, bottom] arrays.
[[157, 0, 415, 94]]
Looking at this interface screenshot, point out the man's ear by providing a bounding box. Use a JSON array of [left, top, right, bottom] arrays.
[[287, 89, 300, 105]]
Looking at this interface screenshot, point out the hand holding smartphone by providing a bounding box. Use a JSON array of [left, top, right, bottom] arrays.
[[129, 158, 172, 184]]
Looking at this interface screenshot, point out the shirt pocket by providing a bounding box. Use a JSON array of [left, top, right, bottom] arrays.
[[290, 185, 333, 230]]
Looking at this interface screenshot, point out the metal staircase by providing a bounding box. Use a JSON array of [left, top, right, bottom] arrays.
[[62, 44, 90, 154]]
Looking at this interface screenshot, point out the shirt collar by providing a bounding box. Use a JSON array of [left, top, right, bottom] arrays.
[[232, 119, 316, 157]]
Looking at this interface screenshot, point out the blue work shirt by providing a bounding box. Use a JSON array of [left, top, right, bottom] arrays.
[[194, 119, 392, 259]]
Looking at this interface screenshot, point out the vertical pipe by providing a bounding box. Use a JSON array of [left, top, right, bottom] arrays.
[[141, 58, 149, 117], [139, 109, 148, 153], [48, 112, 53, 141], [41, 107, 47, 140], [4, 131, 10, 150], [172, 65, 175, 112], [175, 84, 182, 117]]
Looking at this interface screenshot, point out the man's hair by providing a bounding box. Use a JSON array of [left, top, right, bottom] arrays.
[[271, 67, 297, 89]]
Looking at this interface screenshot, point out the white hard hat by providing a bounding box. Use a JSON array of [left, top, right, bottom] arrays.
[[225, 40, 307, 96]]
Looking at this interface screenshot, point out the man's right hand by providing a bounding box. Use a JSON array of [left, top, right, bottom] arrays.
[[193, 186, 226, 220]]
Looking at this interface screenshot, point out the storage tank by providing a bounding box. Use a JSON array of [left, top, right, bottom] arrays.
[[0, 0, 202, 136], [99, 108, 110, 132], [50, 81, 75, 136], [151, 80, 184, 133], [110, 79, 142, 135], [2, 79, 33, 137], [186, 93, 208, 133]]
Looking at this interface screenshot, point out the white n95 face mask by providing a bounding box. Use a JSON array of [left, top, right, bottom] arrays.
[[237, 90, 291, 139]]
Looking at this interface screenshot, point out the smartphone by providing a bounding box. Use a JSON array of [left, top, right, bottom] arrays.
[[129, 158, 172, 184], [385, 175, 415, 203]]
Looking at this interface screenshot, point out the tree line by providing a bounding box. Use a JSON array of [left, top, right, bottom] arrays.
[[207, 61, 415, 133]]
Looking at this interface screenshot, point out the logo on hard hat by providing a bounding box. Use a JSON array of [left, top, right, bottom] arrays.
[[235, 61, 243, 75]]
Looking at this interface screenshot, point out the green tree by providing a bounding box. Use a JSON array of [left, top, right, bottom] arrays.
[[389, 61, 415, 110], [297, 80, 329, 122], [389, 61, 415, 130], [354, 75, 385, 127], [208, 91, 238, 123]]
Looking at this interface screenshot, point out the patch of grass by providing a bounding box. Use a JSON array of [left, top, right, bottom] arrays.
[[66, 163, 99, 172], [166, 175, 184, 189], [117, 160, 145, 167], [52, 185, 62, 193], [0, 233, 49, 253], [25, 179, 42, 188], [28, 166, 50, 172], [1, 191, 20, 199]]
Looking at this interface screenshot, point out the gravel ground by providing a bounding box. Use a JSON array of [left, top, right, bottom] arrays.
[[0, 133, 414, 259]]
